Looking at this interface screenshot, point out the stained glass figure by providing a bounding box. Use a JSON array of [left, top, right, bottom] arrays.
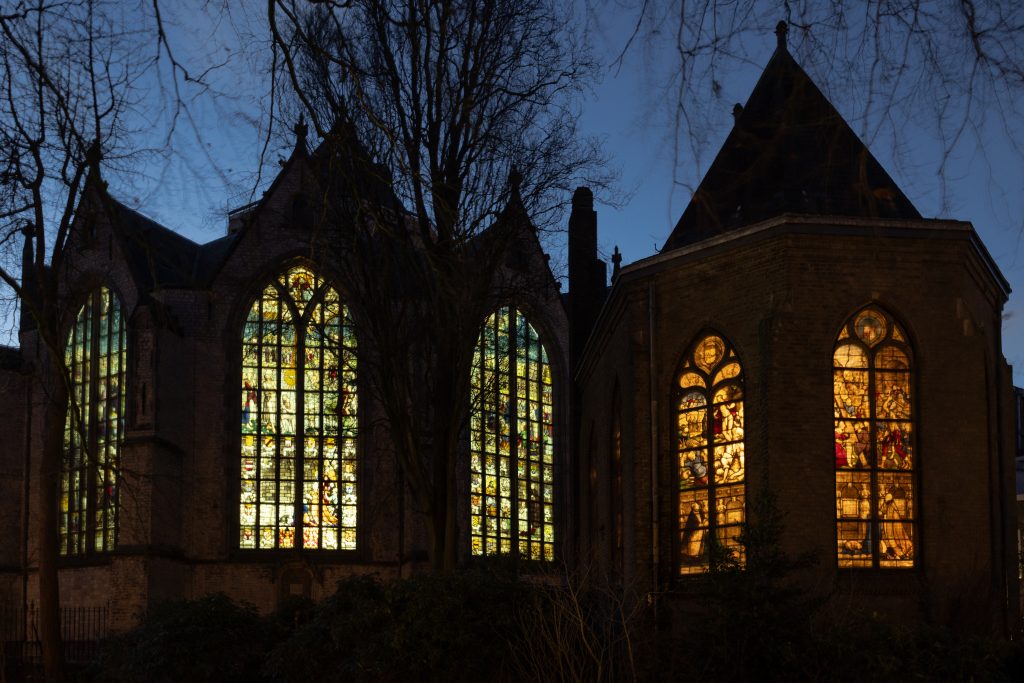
[[834, 306, 914, 568], [61, 287, 125, 556], [239, 266, 358, 551], [675, 333, 745, 574], [470, 307, 554, 561]]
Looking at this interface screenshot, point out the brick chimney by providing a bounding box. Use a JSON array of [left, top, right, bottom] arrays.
[[567, 187, 607, 368]]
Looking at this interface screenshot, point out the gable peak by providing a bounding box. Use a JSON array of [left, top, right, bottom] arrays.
[[662, 30, 920, 251]]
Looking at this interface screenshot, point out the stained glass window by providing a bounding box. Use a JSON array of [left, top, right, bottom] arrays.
[[239, 266, 358, 551], [470, 306, 554, 561], [675, 333, 745, 574], [61, 286, 125, 556], [834, 306, 914, 568]]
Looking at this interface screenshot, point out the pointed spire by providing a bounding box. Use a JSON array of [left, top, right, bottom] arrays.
[[85, 138, 102, 168], [662, 26, 920, 252], [84, 138, 105, 190], [611, 245, 622, 281], [776, 20, 788, 51], [293, 113, 309, 156], [503, 165, 525, 213], [509, 165, 523, 196]]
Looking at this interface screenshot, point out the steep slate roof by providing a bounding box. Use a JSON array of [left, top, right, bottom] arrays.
[[104, 199, 203, 290], [66, 115, 409, 296], [98, 189, 242, 292], [662, 25, 920, 252]]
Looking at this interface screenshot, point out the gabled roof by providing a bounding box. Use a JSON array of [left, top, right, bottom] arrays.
[[103, 198, 202, 290], [94, 188, 242, 292], [662, 27, 920, 251]]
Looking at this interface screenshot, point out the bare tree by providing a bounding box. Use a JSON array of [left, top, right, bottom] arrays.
[[268, 0, 608, 571], [0, 1, 230, 677], [596, 0, 1024, 225], [512, 562, 643, 682]]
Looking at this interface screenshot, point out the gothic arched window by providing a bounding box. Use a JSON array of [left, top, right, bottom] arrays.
[[834, 306, 914, 568], [239, 266, 358, 550], [61, 286, 125, 556], [675, 333, 745, 574], [469, 306, 554, 560]]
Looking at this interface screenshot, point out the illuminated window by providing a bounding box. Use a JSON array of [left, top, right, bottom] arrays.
[[61, 286, 125, 556], [675, 333, 745, 574], [834, 306, 914, 568], [469, 306, 554, 560], [239, 266, 358, 550]]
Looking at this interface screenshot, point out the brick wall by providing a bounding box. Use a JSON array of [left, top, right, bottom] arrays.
[[578, 215, 1018, 633]]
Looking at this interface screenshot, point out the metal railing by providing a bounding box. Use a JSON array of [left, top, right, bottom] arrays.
[[1, 604, 109, 680]]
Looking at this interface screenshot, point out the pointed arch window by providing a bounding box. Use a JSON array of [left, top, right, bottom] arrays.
[[469, 306, 554, 560], [61, 286, 125, 556], [675, 333, 745, 574], [834, 306, 915, 568], [239, 266, 358, 550]]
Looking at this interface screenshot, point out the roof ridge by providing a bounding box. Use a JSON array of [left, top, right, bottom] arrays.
[[662, 34, 920, 252]]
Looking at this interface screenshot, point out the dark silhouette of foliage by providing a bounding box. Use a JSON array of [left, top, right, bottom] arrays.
[[89, 557, 1023, 682], [95, 593, 267, 683], [263, 560, 527, 682]]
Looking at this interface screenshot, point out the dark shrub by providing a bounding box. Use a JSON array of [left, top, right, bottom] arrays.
[[94, 593, 266, 682], [263, 561, 527, 682]]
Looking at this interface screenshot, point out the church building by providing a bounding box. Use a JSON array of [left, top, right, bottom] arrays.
[[0, 24, 1019, 636]]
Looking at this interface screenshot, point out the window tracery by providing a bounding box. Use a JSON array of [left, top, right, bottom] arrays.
[[469, 306, 554, 560], [239, 266, 358, 550], [675, 333, 745, 573], [834, 306, 915, 568], [61, 286, 124, 555]]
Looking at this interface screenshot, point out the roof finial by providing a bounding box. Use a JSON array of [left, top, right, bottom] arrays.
[[21, 221, 34, 273], [503, 166, 525, 214], [776, 21, 788, 50], [84, 138, 102, 173], [293, 113, 309, 155], [509, 165, 523, 194], [732, 103, 744, 124], [611, 245, 622, 281]]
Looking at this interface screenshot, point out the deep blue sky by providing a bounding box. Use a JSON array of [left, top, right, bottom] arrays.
[[118, 4, 1024, 383], [574, 13, 1024, 383]]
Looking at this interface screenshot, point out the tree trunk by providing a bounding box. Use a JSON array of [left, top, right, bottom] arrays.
[[38, 357, 67, 680], [443, 468, 458, 572], [429, 448, 456, 574]]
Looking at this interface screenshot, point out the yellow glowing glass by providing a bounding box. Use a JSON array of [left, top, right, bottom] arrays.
[[676, 333, 745, 574], [834, 306, 914, 569], [469, 307, 554, 561], [239, 266, 358, 551]]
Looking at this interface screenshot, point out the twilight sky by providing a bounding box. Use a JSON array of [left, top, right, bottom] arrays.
[[104, 3, 1024, 383]]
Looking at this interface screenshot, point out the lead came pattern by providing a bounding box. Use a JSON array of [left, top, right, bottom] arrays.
[[470, 307, 554, 561], [240, 267, 358, 550], [834, 306, 915, 568], [676, 334, 745, 574], [61, 287, 124, 556]]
